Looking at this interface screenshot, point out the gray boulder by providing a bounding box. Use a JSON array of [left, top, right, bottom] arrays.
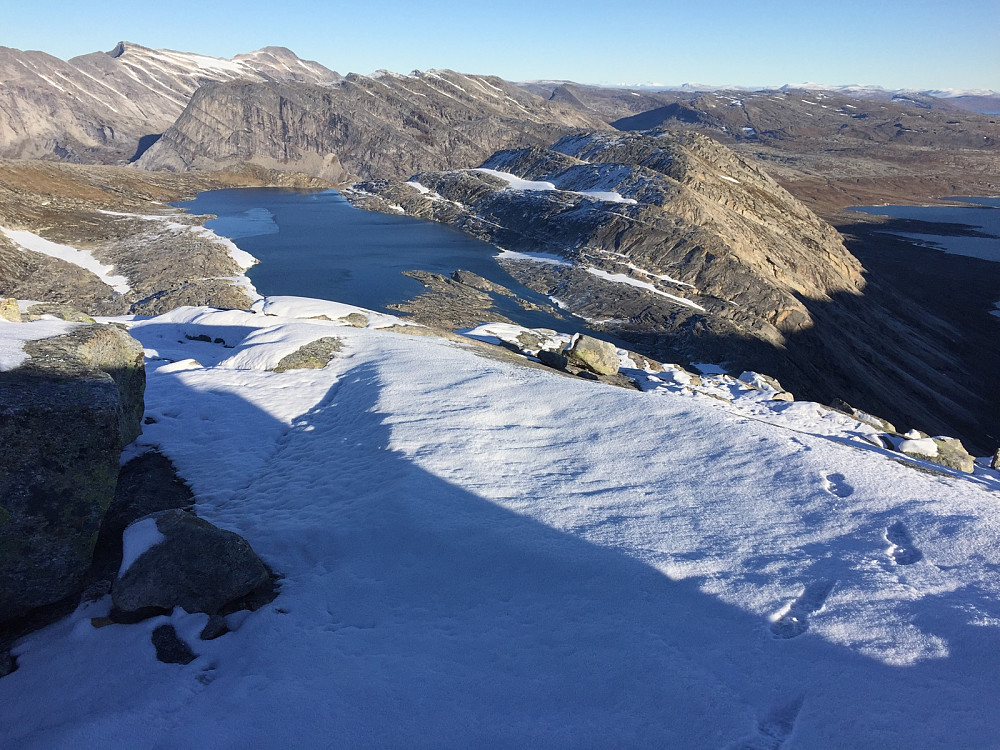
[[0, 322, 145, 624], [565, 334, 620, 376], [112, 510, 269, 617]]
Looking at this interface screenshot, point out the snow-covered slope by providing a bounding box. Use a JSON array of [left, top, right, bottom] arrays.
[[3, 299, 1000, 747]]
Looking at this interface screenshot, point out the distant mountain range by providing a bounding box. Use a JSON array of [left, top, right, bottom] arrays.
[[531, 81, 1000, 115]]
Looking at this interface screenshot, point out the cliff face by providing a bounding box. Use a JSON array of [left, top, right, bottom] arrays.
[[136, 71, 609, 180], [0, 42, 341, 163], [347, 131, 993, 449]]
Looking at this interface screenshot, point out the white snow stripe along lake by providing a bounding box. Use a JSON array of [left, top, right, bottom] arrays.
[[0, 227, 131, 294]]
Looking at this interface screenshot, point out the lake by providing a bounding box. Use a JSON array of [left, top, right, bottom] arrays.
[[174, 188, 588, 332], [850, 198, 1000, 262]]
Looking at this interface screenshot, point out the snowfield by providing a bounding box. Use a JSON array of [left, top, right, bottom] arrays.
[[3, 299, 1000, 748]]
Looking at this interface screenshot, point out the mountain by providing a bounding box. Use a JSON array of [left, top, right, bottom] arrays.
[[521, 81, 1000, 213], [135, 70, 608, 181], [0, 42, 341, 163], [347, 131, 996, 450]]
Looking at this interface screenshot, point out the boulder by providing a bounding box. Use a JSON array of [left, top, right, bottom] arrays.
[[0, 323, 145, 624], [991, 449, 1000, 471], [112, 510, 269, 618], [272, 336, 344, 372], [90, 452, 195, 582], [0, 298, 21, 322], [929, 437, 976, 474], [565, 334, 620, 376], [537, 349, 569, 370]]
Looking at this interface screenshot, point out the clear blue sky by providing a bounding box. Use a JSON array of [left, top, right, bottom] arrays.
[[4, 0, 997, 91]]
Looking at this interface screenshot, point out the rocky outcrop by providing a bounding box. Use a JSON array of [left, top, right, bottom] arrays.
[[347, 130, 997, 452], [111, 510, 270, 618], [0, 321, 145, 624], [0, 42, 341, 164], [137, 71, 608, 180], [272, 336, 343, 372]]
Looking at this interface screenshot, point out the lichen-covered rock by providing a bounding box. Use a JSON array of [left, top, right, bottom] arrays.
[[0, 323, 145, 624], [272, 336, 344, 372], [0, 298, 21, 322], [565, 334, 619, 376], [112, 510, 269, 617]]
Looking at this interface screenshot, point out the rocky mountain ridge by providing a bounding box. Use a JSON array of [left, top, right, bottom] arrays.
[[0, 41, 341, 163], [347, 130, 995, 451], [135, 69, 608, 181]]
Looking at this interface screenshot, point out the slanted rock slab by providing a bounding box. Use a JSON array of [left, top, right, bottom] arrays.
[[112, 509, 269, 618]]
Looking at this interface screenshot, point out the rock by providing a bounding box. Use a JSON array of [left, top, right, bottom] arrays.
[[112, 510, 270, 618], [0, 649, 16, 677], [272, 336, 344, 372], [897, 435, 976, 473], [0, 298, 21, 322], [451, 269, 514, 296], [23, 303, 95, 323], [992, 449, 1000, 470], [830, 398, 897, 435], [340, 312, 368, 328], [930, 437, 976, 474], [0, 322, 145, 625], [151, 624, 197, 665], [537, 349, 569, 370], [90, 452, 195, 582], [199, 614, 230, 641], [565, 334, 620, 376]]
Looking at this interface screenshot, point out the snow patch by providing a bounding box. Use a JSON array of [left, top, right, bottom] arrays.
[[0, 228, 130, 294], [118, 517, 167, 578]]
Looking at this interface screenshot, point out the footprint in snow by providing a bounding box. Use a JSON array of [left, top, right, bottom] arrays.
[[885, 521, 923, 565], [729, 696, 804, 750], [770, 580, 836, 639], [823, 472, 853, 498]]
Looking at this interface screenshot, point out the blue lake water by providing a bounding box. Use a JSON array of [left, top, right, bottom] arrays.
[[850, 198, 1000, 262], [174, 188, 589, 332]]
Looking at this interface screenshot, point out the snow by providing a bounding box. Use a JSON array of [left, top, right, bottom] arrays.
[[719, 174, 741, 184], [0, 228, 130, 294], [899, 437, 939, 457], [118, 517, 167, 578], [495, 248, 574, 267], [585, 267, 706, 310], [0, 319, 81, 371], [476, 169, 638, 204], [5, 297, 1000, 746]]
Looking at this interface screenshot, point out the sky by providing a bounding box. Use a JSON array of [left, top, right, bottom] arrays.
[[3, 0, 998, 91]]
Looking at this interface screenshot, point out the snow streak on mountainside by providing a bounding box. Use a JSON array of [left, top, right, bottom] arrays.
[[3, 299, 1000, 747], [0, 42, 341, 162]]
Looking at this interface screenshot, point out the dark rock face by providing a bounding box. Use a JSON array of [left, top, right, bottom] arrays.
[[137, 71, 607, 180], [91, 451, 195, 581], [0, 322, 145, 624], [112, 510, 269, 617]]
